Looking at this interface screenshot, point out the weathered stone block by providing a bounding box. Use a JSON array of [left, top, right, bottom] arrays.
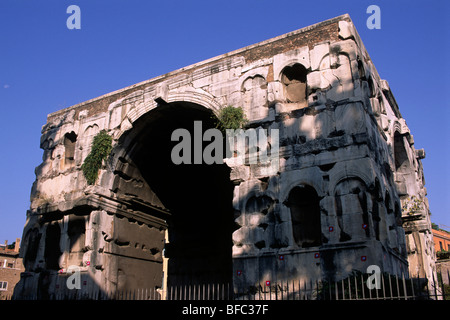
[[230, 165, 250, 182], [310, 42, 330, 71], [267, 81, 284, 103], [273, 46, 310, 80], [335, 102, 365, 135], [338, 20, 354, 40]]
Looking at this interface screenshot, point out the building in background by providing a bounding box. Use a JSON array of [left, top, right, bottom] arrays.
[[432, 226, 450, 286], [432, 227, 450, 254], [0, 239, 24, 299]]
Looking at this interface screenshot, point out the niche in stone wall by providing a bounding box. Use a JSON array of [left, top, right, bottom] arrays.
[[334, 178, 369, 241], [385, 191, 393, 214], [393, 131, 412, 197], [84, 124, 99, 137], [24, 228, 40, 270], [244, 195, 276, 250], [357, 57, 366, 81], [394, 131, 410, 172], [64, 131, 77, 169], [67, 215, 86, 266], [369, 179, 383, 241], [281, 63, 308, 105], [44, 222, 62, 270], [242, 75, 268, 121], [286, 185, 321, 248]]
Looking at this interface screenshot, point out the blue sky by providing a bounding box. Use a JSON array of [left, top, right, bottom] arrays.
[[0, 0, 449, 243]]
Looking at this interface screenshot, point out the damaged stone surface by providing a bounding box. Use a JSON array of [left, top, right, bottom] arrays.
[[14, 14, 435, 299]]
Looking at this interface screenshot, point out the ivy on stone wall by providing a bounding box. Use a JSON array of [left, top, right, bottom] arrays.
[[214, 105, 248, 133], [81, 130, 112, 185]]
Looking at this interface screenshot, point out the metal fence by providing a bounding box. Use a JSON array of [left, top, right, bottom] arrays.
[[5, 271, 450, 301]]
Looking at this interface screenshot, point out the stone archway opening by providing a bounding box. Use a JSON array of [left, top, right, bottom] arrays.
[[116, 101, 235, 288]]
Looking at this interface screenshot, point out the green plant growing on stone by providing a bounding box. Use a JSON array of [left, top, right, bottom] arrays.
[[401, 195, 424, 216], [214, 105, 248, 133], [436, 250, 450, 260], [82, 130, 112, 185]]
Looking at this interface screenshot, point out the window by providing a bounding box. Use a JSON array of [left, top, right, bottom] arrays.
[[440, 241, 443, 251], [286, 185, 321, 248], [0, 281, 7, 291]]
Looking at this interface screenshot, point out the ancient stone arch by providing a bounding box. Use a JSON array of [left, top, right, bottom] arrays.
[[15, 15, 435, 299], [110, 100, 235, 288]]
